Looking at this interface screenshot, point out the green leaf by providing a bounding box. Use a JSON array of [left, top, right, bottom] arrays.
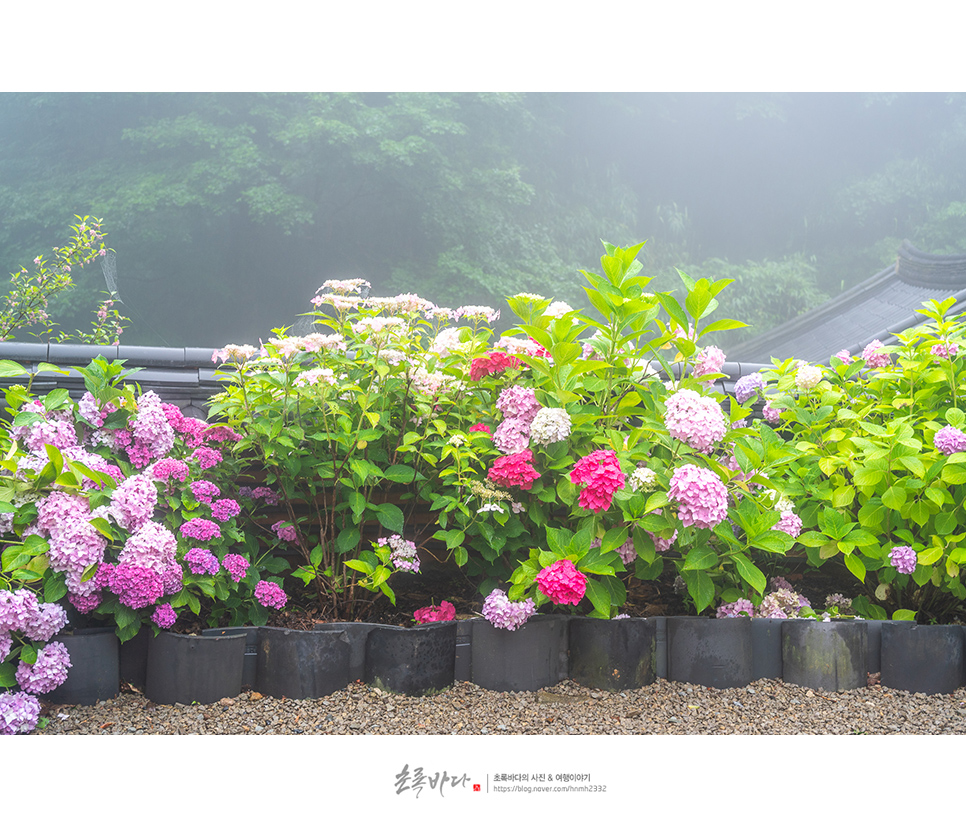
[[583, 576, 612, 617], [682, 570, 715, 613], [892, 609, 917, 621], [731, 551, 767, 594], [0, 360, 27, 378], [383, 464, 416, 484], [335, 527, 361, 553], [844, 552, 866, 583], [374, 503, 404, 533], [0, 662, 16, 687]]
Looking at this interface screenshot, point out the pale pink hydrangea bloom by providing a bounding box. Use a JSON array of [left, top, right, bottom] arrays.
[[694, 346, 726, 377], [795, 364, 822, 390], [667, 464, 729, 529], [773, 510, 803, 538], [862, 339, 891, 368], [663, 388, 727, 453]]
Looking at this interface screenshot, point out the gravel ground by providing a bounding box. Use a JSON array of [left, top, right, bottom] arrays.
[[36, 678, 966, 735]]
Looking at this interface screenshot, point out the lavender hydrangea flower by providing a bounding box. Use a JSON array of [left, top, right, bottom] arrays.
[[15, 641, 71, 694], [185, 548, 220, 575], [0, 691, 41, 735], [733, 373, 764, 404], [151, 603, 177, 629], [716, 599, 755, 618], [378, 534, 420, 572], [934, 425, 966, 456], [482, 588, 536, 631], [889, 545, 917, 574], [109, 474, 158, 531]]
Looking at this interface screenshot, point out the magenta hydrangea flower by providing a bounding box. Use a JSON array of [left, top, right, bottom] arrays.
[[191, 447, 223, 470], [716, 599, 755, 619], [254, 580, 287, 610], [0, 691, 41, 735], [271, 520, 298, 542], [413, 600, 456, 623], [203, 425, 243, 444], [150, 457, 190, 482], [536, 559, 587, 605], [934, 425, 966, 456], [222, 553, 250, 582], [251, 486, 279, 505], [667, 464, 729, 529], [663, 389, 727, 453], [151, 603, 177, 629], [211, 498, 241, 521], [109, 563, 164, 609], [862, 339, 891, 369], [570, 450, 625, 512], [185, 548, 220, 575], [482, 588, 536, 631], [190, 480, 221, 505], [180, 518, 221, 541], [889, 545, 917, 575], [67, 591, 102, 615], [15, 641, 71, 695]]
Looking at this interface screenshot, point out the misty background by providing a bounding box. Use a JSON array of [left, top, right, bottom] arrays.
[[1, 92, 964, 348]]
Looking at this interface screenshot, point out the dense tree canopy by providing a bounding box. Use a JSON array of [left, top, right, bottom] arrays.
[[1, 92, 963, 346]]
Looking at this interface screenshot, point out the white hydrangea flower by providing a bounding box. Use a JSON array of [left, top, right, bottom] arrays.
[[630, 466, 657, 491], [528, 408, 572, 445]]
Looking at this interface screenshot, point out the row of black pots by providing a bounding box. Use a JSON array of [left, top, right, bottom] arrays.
[[46, 615, 966, 707]]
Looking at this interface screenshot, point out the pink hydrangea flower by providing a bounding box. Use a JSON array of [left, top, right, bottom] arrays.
[[536, 559, 587, 605], [496, 386, 541, 422], [493, 417, 531, 454], [413, 600, 456, 623], [773, 511, 803, 538], [930, 342, 958, 359], [488, 450, 541, 490], [694, 346, 726, 377], [862, 339, 891, 369], [667, 464, 729, 529], [834, 349, 853, 364], [190, 480, 221, 505], [934, 425, 966, 456], [211, 498, 241, 521], [717, 599, 755, 618], [570, 450, 625, 513], [889, 545, 917, 574], [15, 641, 71, 695], [663, 389, 727, 453], [763, 402, 783, 424], [469, 351, 518, 381]]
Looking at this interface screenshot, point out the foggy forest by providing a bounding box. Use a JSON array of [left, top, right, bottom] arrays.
[[1, 92, 964, 349]]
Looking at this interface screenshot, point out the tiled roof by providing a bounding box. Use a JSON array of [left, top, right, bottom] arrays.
[[728, 241, 966, 363]]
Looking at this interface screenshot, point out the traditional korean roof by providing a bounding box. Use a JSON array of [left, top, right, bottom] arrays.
[[728, 241, 966, 364]]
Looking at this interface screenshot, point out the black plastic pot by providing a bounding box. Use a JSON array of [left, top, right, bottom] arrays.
[[47, 628, 120, 705], [782, 620, 867, 692], [145, 631, 245, 705], [865, 620, 883, 674], [568, 617, 657, 691], [455, 619, 473, 682], [751, 619, 783, 681], [667, 616, 753, 689], [118, 627, 151, 690], [364, 622, 456, 696], [203, 626, 260, 689], [880, 622, 965, 695], [257, 627, 351, 699], [470, 615, 570, 692], [313, 622, 378, 682]]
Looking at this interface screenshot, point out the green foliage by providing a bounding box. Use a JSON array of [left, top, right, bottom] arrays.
[[752, 297, 966, 621]]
